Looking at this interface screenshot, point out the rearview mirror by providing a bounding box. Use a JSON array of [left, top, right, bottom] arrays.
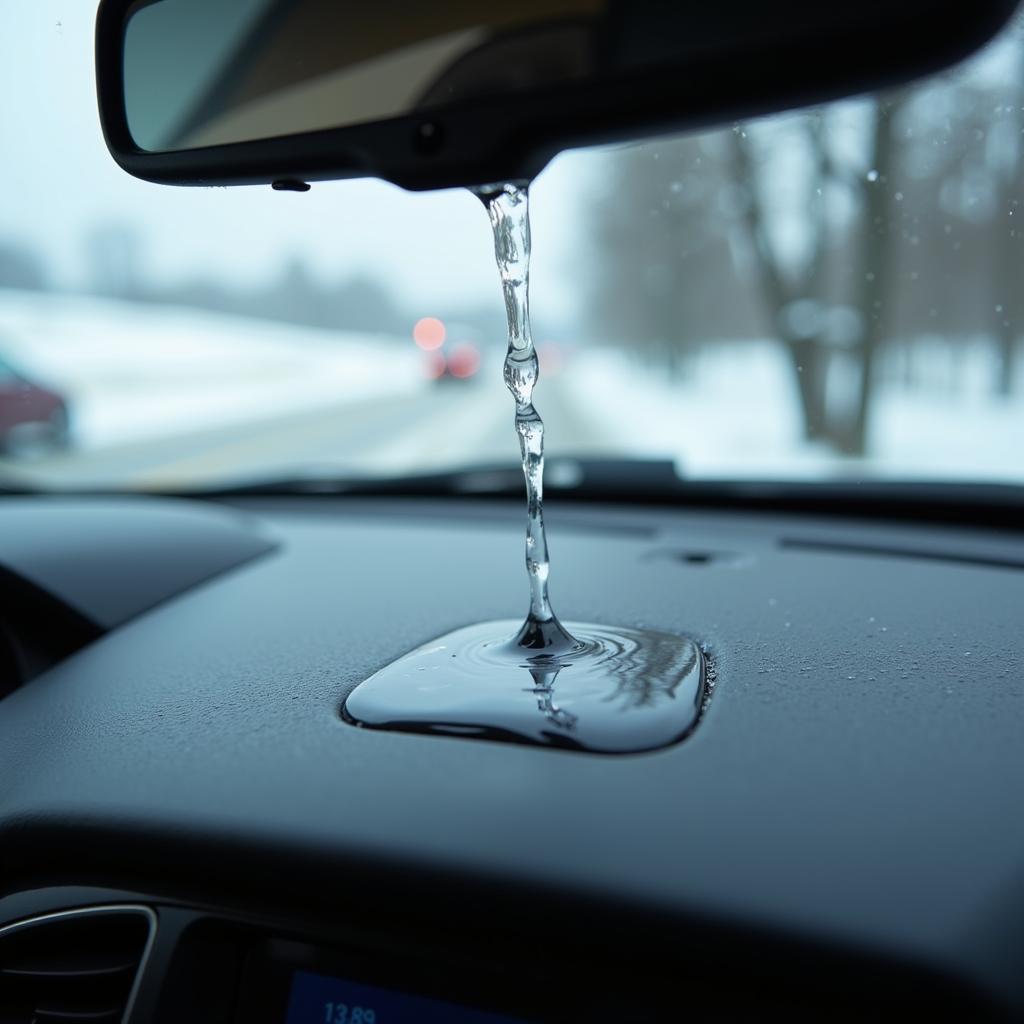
[[96, 0, 1020, 191]]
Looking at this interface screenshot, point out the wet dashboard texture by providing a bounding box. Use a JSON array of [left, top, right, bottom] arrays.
[[0, 495, 1022, 1020]]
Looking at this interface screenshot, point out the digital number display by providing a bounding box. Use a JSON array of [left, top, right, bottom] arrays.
[[286, 970, 526, 1024]]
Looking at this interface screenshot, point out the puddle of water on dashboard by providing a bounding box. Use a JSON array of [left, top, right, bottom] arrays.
[[342, 183, 705, 753], [343, 619, 704, 753]]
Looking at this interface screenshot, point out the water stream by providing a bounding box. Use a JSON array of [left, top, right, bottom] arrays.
[[342, 182, 705, 753], [478, 181, 581, 656]]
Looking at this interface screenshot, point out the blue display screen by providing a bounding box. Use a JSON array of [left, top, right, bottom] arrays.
[[286, 970, 526, 1024]]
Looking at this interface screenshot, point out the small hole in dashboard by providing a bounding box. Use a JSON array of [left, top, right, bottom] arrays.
[[645, 549, 751, 568], [680, 552, 713, 565]]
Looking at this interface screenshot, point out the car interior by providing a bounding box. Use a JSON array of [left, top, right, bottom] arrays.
[[1, 1, 1023, 1021]]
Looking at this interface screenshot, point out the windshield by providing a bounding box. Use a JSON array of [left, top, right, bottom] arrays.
[[1, 4, 1022, 490]]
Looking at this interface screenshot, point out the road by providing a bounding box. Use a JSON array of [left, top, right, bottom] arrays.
[[3, 374, 616, 489]]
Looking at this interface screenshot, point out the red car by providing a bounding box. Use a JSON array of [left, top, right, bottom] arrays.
[[0, 353, 70, 453]]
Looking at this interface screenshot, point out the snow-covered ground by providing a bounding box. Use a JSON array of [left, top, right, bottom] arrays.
[[1, 289, 1021, 485], [0, 289, 424, 450], [558, 343, 1024, 482]]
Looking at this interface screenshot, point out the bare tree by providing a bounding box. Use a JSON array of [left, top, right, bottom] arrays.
[[579, 29, 1019, 458], [991, 44, 1024, 396], [729, 116, 831, 442], [582, 136, 759, 374], [847, 96, 903, 454], [731, 95, 906, 454]]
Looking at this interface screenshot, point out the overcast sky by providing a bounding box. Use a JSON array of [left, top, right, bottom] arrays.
[[0, 2, 600, 326]]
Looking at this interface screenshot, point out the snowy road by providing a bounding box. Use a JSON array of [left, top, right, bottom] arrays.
[[7, 374, 618, 488], [0, 291, 633, 488]]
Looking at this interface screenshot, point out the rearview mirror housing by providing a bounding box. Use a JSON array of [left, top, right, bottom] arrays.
[[96, 0, 1020, 191]]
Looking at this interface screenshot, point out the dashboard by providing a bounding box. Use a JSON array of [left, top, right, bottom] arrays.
[[0, 493, 1022, 1020]]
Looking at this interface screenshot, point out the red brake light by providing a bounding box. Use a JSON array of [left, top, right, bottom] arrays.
[[447, 344, 481, 379], [413, 317, 446, 350]]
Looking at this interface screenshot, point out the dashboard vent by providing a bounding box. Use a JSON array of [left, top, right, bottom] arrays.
[[0, 906, 154, 1023]]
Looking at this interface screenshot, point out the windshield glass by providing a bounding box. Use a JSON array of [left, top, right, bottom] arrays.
[[1, 4, 1022, 490]]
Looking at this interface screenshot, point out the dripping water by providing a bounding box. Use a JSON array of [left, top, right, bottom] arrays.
[[476, 181, 581, 657], [341, 181, 707, 754]]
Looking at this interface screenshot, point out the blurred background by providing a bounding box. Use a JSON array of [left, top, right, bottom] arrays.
[[0, 3, 1022, 488]]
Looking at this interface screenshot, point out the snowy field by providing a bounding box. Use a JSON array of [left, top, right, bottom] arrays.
[[559, 343, 1024, 483], [0, 289, 424, 450], [0, 289, 1021, 486]]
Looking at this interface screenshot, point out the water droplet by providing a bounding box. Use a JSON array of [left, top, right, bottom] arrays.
[[866, 169, 879, 182]]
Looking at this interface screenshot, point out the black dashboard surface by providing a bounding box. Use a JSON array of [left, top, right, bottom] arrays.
[[0, 495, 1022, 1016]]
